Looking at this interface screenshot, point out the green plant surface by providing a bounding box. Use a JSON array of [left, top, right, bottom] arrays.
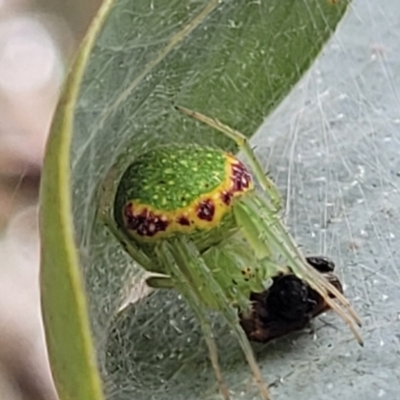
[[39, 1, 351, 400]]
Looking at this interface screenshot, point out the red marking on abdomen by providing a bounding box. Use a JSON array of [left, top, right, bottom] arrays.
[[231, 161, 251, 192], [196, 199, 215, 221], [124, 203, 169, 237], [177, 216, 190, 226]]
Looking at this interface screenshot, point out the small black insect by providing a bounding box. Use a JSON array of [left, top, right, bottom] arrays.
[[240, 256, 343, 343]]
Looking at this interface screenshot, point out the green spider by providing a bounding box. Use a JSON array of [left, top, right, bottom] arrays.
[[99, 106, 362, 400]]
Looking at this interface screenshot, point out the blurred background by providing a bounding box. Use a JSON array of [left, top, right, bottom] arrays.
[[0, 1, 100, 399]]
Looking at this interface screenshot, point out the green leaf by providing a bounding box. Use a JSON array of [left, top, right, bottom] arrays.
[[40, 1, 351, 400]]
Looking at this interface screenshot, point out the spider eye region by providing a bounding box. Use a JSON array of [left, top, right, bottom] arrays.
[[114, 145, 253, 241]]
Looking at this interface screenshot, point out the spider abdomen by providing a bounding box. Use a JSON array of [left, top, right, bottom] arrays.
[[114, 145, 253, 242]]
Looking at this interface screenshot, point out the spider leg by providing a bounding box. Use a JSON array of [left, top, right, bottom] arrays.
[[175, 105, 281, 212], [145, 275, 174, 289], [157, 241, 230, 400], [234, 195, 363, 345], [163, 236, 270, 400]]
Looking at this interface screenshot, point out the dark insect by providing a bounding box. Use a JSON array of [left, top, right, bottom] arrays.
[[240, 256, 343, 343]]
